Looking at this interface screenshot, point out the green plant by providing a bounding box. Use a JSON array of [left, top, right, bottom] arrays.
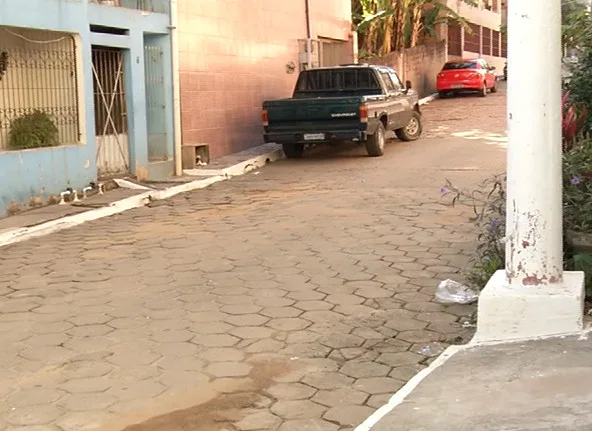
[[563, 139, 592, 232], [442, 174, 506, 290], [8, 110, 59, 150]]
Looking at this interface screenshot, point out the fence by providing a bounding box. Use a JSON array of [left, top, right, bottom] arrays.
[[368, 41, 447, 98], [0, 27, 80, 150]]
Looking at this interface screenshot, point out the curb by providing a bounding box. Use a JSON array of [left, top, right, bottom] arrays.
[[183, 147, 284, 177], [354, 344, 465, 431], [419, 93, 438, 105], [0, 148, 283, 249]]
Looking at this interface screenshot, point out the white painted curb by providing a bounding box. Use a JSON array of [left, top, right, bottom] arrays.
[[354, 344, 465, 431], [184, 147, 284, 177], [419, 93, 438, 106], [0, 146, 283, 248], [0, 176, 225, 249]]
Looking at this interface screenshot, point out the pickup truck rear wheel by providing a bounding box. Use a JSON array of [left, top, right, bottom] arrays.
[[395, 111, 423, 142], [282, 143, 304, 159], [366, 123, 386, 157]]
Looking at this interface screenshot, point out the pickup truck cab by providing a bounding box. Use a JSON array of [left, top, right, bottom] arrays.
[[262, 64, 423, 158]]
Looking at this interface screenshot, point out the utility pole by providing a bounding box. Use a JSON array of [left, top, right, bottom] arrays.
[[474, 0, 584, 343]]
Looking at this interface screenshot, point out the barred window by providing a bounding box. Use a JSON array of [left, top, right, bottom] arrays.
[[464, 23, 481, 54], [0, 26, 80, 150], [482, 27, 492, 56], [448, 23, 462, 57], [492, 30, 501, 57]]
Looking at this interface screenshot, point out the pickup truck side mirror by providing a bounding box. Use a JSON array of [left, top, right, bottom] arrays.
[[405, 80, 412, 90]]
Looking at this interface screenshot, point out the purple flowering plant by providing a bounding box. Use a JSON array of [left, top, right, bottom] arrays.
[[564, 139, 592, 232], [441, 174, 506, 289]]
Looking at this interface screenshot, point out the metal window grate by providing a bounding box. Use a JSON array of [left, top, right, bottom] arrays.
[[0, 27, 80, 150]]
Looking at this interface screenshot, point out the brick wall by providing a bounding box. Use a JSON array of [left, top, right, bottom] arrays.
[[177, 0, 353, 159], [369, 41, 447, 98]]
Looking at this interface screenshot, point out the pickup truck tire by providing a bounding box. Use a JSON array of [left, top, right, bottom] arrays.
[[282, 143, 305, 159], [366, 123, 386, 157], [395, 111, 423, 142]]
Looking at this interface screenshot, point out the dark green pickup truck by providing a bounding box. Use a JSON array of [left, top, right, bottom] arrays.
[[262, 64, 423, 158]]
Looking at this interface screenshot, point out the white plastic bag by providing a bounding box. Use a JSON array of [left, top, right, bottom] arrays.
[[435, 279, 479, 305]]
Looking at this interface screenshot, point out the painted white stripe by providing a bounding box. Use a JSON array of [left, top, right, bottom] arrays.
[[0, 146, 284, 248], [0, 176, 226, 248], [354, 344, 466, 431], [419, 93, 439, 106]]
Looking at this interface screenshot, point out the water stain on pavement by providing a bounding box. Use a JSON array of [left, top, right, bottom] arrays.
[[116, 358, 291, 431]]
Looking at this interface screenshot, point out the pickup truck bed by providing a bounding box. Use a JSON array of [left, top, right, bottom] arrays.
[[262, 65, 423, 158]]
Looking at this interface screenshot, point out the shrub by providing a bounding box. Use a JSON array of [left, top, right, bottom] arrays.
[[442, 175, 506, 290], [564, 139, 592, 232], [8, 110, 59, 150]]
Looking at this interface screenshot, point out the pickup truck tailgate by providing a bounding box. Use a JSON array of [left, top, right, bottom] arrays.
[[263, 97, 363, 131]]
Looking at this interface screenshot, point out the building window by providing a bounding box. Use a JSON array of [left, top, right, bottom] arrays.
[[448, 23, 462, 56], [464, 23, 481, 54], [482, 28, 492, 56], [492, 30, 501, 57], [0, 27, 80, 150]]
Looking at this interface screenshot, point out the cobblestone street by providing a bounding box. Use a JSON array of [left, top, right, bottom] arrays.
[[0, 88, 507, 431]]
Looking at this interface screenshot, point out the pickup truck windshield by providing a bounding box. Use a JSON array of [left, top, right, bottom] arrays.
[[294, 68, 383, 98]]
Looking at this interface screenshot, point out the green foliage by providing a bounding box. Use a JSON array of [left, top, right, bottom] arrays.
[[564, 139, 592, 232], [8, 111, 59, 150], [567, 252, 592, 296], [352, 0, 477, 56], [442, 175, 506, 290]]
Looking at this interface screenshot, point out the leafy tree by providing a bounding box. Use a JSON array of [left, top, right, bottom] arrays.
[[352, 0, 477, 57]]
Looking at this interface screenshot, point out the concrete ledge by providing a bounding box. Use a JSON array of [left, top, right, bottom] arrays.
[[473, 270, 585, 344]]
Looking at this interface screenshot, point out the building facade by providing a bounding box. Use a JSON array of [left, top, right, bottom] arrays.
[[177, 0, 356, 161], [0, 0, 175, 215], [444, 0, 507, 71]]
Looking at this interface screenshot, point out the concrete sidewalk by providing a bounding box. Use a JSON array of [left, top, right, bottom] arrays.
[[368, 332, 592, 431]]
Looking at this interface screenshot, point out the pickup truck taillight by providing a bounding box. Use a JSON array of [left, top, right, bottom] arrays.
[[262, 109, 269, 126], [360, 104, 368, 123]]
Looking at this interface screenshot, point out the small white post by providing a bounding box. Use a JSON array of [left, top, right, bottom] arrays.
[[473, 0, 584, 343]]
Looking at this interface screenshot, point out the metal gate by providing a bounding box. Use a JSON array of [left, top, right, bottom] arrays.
[[92, 47, 129, 178]]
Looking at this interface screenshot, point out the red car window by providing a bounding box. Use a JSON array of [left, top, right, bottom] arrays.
[[442, 61, 478, 70]]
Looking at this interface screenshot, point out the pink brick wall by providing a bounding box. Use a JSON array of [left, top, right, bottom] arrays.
[[177, 0, 353, 159]]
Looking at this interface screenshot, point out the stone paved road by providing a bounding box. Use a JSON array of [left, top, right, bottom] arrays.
[[0, 87, 506, 431]]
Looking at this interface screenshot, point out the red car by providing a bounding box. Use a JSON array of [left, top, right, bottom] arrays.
[[436, 59, 498, 98]]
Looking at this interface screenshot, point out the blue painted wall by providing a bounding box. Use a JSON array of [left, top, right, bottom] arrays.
[[0, 0, 173, 215]]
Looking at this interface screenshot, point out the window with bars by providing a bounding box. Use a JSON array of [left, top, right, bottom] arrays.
[[482, 28, 492, 56], [464, 23, 481, 53], [492, 30, 501, 57], [0, 26, 80, 150], [448, 23, 462, 56]]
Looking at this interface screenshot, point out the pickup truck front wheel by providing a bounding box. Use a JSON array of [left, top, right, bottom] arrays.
[[366, 123, 386, 157], [395, 111, 423, 142], [282, 143, 305, 159]]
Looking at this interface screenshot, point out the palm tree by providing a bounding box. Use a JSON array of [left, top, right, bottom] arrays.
[[352, 0, 476, 57]]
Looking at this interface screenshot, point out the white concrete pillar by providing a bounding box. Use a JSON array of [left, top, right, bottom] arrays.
[[473, 0, 585, 343], [505, 0, 563, 286]]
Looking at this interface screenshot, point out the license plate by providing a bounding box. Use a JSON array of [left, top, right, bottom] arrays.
[[452, 84, 463, 89], [303, 133, 325, 141]]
